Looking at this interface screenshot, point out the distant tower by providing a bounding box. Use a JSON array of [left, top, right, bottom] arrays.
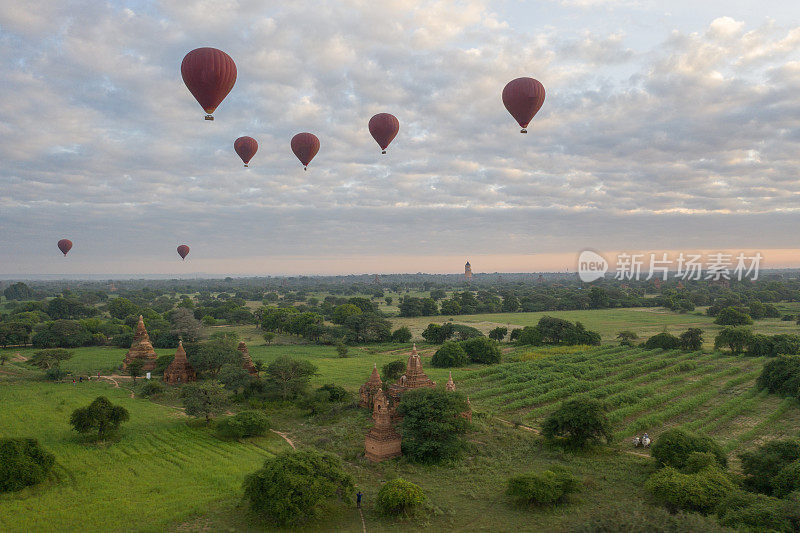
[[464, 261, 472, 283], [373, 274, 380, 285]]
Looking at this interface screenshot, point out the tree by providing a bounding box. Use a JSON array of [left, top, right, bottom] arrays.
[[217, 410, 270, 439], [506, 467, 581, 506], [28, 348, 73, 370], [3, 282, 33, 301], [431, 341, 469, 368], [0, 438, 54, 492], [382, 359, 406, 382], [384, 296, 393, 306], [679, 328, 704, 351], [31, 320, 92, 348], [616, 330, 638, 346], [714, 327, 753, 355], [0, 322, 32, 347], [643, 332, 681, 350], [588, 286, 610, 309], [738, 439, 800, 494], [396, 388, 470, 463], [69, 396, 130, 440], [187, 337, 239, 376], [218, 363, 253, 392], [714, 307, 753, 326], [243, 450, 354, 526], [181, 382, 227, 422], [651, 428, 727, 470], [461, 337, 502, 364], [541, 398, 612, 448], [391, 326, 412, 343], [335, 341, 349, 358], [488, 326, 508, 342], [756, 355, 800, 396], [127, 359, 143, 382], [169, 307, 202, 342], [375, 478, 428, 517], [264, 356, 317, 400], [262, 332, 275, 345], [332, 303, 361, 324], [421, 323, 454, 344], [253, 360, 264, 377], [108, 297, 139, 320]]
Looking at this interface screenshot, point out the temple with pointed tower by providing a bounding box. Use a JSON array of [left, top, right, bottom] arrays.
[[464, 261, 473, 283], [446, 371, 472, 422], [364, 388, 402, 462], [163, 341, 196, 385], [386, 344, 436, 407], [237, 342, 258, 376], [123, 315, 158, 372], [359, 363, 383, 409]]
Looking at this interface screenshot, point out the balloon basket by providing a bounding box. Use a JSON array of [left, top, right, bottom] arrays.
[[304, 166, 308, 171], [204, 115, 214, 121], [520, 128, 527, 134], [382, 150, 386, 154], [244, 164, 248, 168]]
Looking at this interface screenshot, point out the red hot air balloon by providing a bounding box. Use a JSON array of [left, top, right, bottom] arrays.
[[181, 48, 237, 121], [502, 77, 546, 133], [234, 136, 258, 167], [368, 113, 400, 154], [177, 245, 190, 261], [57, 239, 72, 256], [291, 133, 320, 170]]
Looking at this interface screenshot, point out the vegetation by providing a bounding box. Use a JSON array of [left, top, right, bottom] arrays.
[[397, 388, 470, 463], [0, 438, 54, 492], [431, 341, 469, 368], [506, 467, 581, 506], [69, 396, 130, 440], [645, 465, 736, 513], [738, 439, 800, 495], [181, 382, 227, 422], [217, 410, 271, 439], [382, 359, 406, 382], [517, 316, 601, 346], [375, 478, 428, 517], [651, 428, 727, 470], [542, 398, 612, 448]]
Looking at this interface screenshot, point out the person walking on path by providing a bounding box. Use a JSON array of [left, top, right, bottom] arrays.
[[356, 491, 362, 509]]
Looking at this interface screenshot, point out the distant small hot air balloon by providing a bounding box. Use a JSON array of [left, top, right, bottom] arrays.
[[368, 113, 399, 154], [181, 48, 237, 121], [291, 133, 320, 170], [177, 245, 190, 260], [234, 136, 258, 167], [57, 239, 72, 257], [502, 77, 545, 133]]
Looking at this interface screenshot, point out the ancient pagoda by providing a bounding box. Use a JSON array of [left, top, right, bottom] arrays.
[[359, 363, 383, 409], [123, 315, 157, 371], [163, 341, 196, 385], [445, 371, 472, 422], [237, 341, 258, 375], [364, 388, 402, 462], [387, 344, 436, 406]]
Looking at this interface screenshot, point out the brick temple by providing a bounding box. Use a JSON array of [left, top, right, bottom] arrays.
[[163, 340, 196, 385], [364, 388, 402, 462], [237, 341, 258, 375], [122, 315, 157, 371], [358, 363, 383, 409]]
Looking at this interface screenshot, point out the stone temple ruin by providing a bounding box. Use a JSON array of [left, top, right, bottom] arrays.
[[360, 344, 470, 461], [122, 315, 157, 372], [163, 340, 196, 385], [237, 341, 258, 375]]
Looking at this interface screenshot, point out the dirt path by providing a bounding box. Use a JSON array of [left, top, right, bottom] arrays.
[[358, 507, 367, 533], [270, 429, 296, 450]]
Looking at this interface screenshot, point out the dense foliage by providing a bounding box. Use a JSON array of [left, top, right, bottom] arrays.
[[431, 341, 469, 368], [217, 410, 270, 439], [397, 389, 470, 463], [517, 317, 601, 346], [506, 467, 581, 506], [0, 438, 55, 492], [69, 396, 130, 440], [645, 466, 736, 513], [541, 398, 612, 447], [757, 355, 800, 397], [651, 428, 727, 470], [375, 478, 428, 517], [738, 439, 800, 494]]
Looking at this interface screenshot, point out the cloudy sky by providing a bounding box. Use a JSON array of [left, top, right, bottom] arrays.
[[2, 0, 800, 276]]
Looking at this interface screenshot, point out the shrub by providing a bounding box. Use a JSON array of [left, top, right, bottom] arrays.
[[643, 332, 681, 350], [683, 452, 718, 474], [382, 359, 406, 382], [154, 354, 174, 375], [509, 328, 523, 341], [375, 478, 428, 517], [651, 428, 727, 470], [317, 383, 349, 402], [335, 341, 349, 358], [739, 439, 800, 494], [772, 460, 800, 498], [714, 326, 753, 355], [397, 389, 470, 463], [450, 324, 484, 341], [714, 307, 753, 326], [0, 438, 55, 492], [44, 367, 68, 381], [570, 501, 730, 532], [217, 410, 270, 439], [391, 327, 412, 343], [488, 326, 507, 342], [541, 398, 612, 448], [139, 381, 163, 397], [756, 355, 800, 397], [243, 450, 354, 526], [645, 466, 736, 513], [506, 467, 580, 505], [69, 396, 129, 440], [431, 341, 469, 368], [716, 490, 793, 532], [460, 337, 501, 364]]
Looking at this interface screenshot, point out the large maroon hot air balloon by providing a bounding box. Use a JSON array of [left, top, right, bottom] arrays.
[[181, 48, 237, 121], [502, 77, 545, 133], [177, 245, 190, 261], [368, 113, 400, 154], [234, 136, 258, 167], [57, 239, 72, 257], [291, 133, 320, 170]]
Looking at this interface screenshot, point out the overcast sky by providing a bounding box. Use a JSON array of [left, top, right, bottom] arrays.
[[2, 0, 800, 276]]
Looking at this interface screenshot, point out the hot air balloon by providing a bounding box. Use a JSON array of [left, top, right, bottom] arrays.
[[502, 77, 545, 133], [368, 113, 399, 154], [291, 133, 320, 170], [57, 239, 72, 256], [177, 245, 190, 260], [234, 136, 258, 167], [181, 48, 237, 121]]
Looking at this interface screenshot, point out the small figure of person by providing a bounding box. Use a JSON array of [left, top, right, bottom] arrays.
[[79, 376, 83, 383], [97, 372, 101, 380], [72, 378, 76, 384], [356, 491, 362, 508]]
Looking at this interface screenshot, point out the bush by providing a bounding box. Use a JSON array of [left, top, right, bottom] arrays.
[[570, 501, 730, 532], [645, 466, 736, 513], [317, 383, 349, 402], [716, 490, 793, 531], [243, 450, 354, 526], [375, 478, 428, 517], [0, 438, 55, 492], [738, 439, 800, 494], [541, 398, 612, 448], [506, 467, 581, 505], [139, 381, 163, 397], [431, 341, 469, 368], [714, 307, 753, 326], [488, 326, 507, 342], [756, 355, 800, 397], [714, 326, 753, 355], [772, 460, 800, 498], [683, 452, 718, 474], [397, 389, 470, 463], [391, 327, 412, 343], [517, 317, 601, 346], [460, 337, 501, 364], [450, 324, 484, 341], [382, 359, 406, 382], [44, 367, 68, 381], [651, 428, 727, 470], [217, 410, 270, 439], [643, 332, 681, 350]]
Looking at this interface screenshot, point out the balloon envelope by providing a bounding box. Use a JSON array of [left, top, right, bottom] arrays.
[[502, 77, 545, 133], [181, 48, 237, 119], [57, 239, 72, 256], [177, 245, 190, 260], [368, 113, 399, 153], [291, 133, 320, 169], [234, 136, 258, 166]]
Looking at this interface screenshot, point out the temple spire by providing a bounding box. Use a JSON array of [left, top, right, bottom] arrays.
[[446, 371, 456, 391]]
